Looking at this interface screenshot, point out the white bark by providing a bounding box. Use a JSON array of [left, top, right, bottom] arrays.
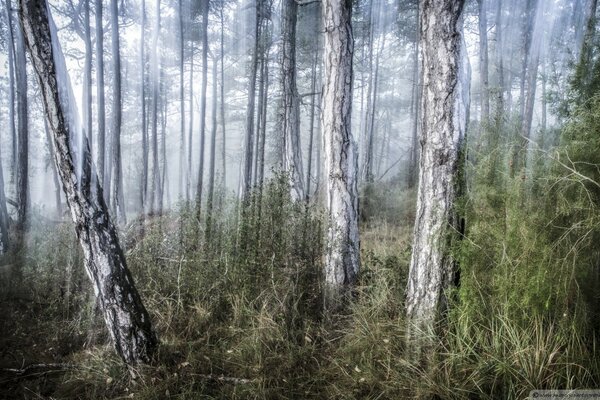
[[322, 0, 360, 295], [19, 0, 158, 365], [406, 0, 470, 332]]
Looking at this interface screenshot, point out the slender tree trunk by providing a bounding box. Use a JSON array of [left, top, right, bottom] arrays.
[[95, 0, 106, 195], [149, 0, 161, 214], [240, 0, 262, 202], [322, 0, 360, 302], [110, 0, 126, 223], [406, 0, 469, 337], [253, 56, 265, 189], [364, 20, 384, 184], [257, 46, 269, 192], [195, 0, 209, 220], [187, 40, 194, 203], [514, 0, 543, 176], [281, 0, 304, 200], [407, 4, 420, 189], [306, 42, 319, 201], [220, 0, 227, 188], [206, 57, 219, 238], [20, 0, 158, 364], [0, 120, 9, 254], [478, 0, 489, 125], [256, 47, 270, 230], [5, 0, 17, 185], [83, 0, 93, 157], [362, 0, 379, 184], [178, 0, 186, 200], [15, 11, 29, 232], [140, 0, 148, 212]]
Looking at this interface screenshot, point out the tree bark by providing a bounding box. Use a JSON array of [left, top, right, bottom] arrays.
[[178, 0, 186, 200], [206, 56, 219, 238], [322, 0, 360, 301], [140, 0, 148, 212], [195, 0, 209, 220], [15, 10, 29, 232], [406, 0, 469, 335], [281, 0, 304, 200], [110, 0, 126, 223], [240, 0, 262, 202], [149, 0, 162, 214], [83, 0, 93, 157], [306, 39, 319, 201], [95, 0, 106, 195], [19, 0, 158, 365], [477, 0, 489, 125], [407, 3, 420, 189], [220, 0, 227, 189], [5, 0, 17, 185]]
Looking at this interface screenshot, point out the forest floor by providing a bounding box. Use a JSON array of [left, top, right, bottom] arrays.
[[0, 198, 412, 399]]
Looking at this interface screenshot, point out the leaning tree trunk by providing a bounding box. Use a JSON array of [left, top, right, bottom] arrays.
[[405, 0, 470, 337], [322, 0, 360, 303], [19, 0, 158, 365], [281, 0, 304, 201]]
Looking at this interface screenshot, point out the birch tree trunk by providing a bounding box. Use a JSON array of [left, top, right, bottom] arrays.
[[19, 0, 158, 364], [322, 0, 360, 300], [406, 0, 469, 336], [281, 0, 304, 200], [206, 56, 219, 238]]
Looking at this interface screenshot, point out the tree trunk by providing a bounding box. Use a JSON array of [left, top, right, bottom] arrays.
[[149, 0, 162, 214], [15, 11, 29, 232], [206, 56, 219, 238], [406, 0, 469, 336], [195, 0, 209, 220], [240, 0, 262, 202], [478, 0, 489, 125], [407, 4, 420, 189], [281, 0, 304, 200], [322, 0, 360, 301], [95, 0, 106, 194], [187, 39, 194, 203], [19, 0, 158, 365], [140, 0, 148, 212], [110, 0, 126, 223], [178, 0, 186, 200], [5, 0, 17, 185], [220, 0, 227, 189], [306, 41, 319, 201], [83, 0, 93, 157]]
